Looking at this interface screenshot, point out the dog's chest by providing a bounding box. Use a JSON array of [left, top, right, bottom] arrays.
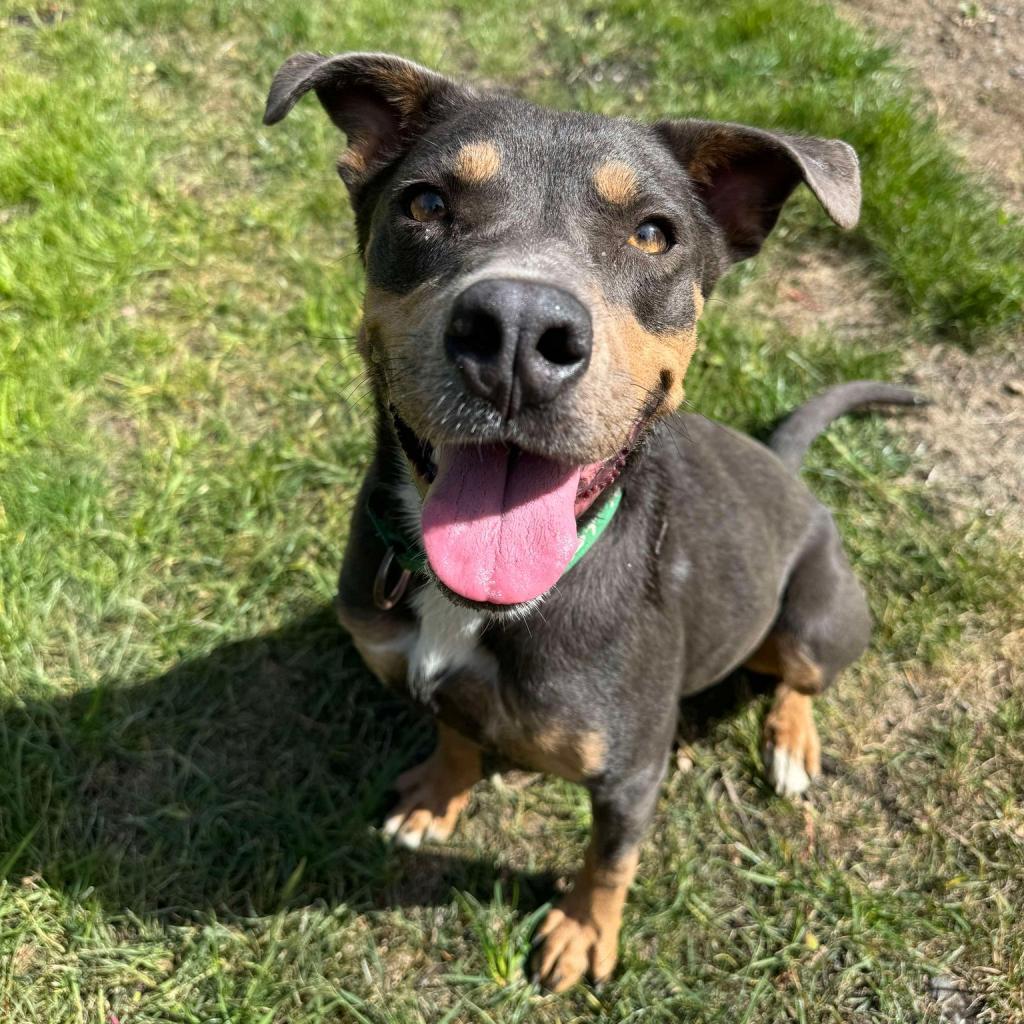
[[407, 585, 489, 691], [386, 482, 493, 690], [346, 583, 599, 779]]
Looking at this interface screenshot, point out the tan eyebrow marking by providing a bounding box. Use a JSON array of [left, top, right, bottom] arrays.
[[592, 160, 640, 205], [453, 140, 501, 184]]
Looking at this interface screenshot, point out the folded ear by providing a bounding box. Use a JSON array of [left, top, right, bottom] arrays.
[[656, 119, 861, 261], [264, 51, 471, 191]]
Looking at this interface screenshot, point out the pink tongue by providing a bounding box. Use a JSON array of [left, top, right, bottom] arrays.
[[422, 444, 581, 605]]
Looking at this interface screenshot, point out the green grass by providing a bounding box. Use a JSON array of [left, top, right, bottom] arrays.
[[1, 0, 1023, 1021]]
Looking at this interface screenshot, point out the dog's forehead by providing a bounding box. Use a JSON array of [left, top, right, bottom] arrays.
[[363, 96, 707, 305], [410, 98, 682, 199]]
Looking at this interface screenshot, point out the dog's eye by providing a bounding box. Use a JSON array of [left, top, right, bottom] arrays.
[[407, 188, 448, 223], [628, 221, 671, 255]]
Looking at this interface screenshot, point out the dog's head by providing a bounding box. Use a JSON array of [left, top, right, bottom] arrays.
[[265, 52, 860, 610]]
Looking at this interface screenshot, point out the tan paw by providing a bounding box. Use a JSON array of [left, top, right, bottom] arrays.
[[531, 908, 618, 993], [763, 689, 821, 797], [382, 742, 478, 849]]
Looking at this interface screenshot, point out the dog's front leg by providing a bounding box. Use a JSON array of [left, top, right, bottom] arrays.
[[381, 721, 482, 849], [532, 760, 666, 992]]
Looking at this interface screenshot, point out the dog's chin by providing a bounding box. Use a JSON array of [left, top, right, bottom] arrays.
[[432, 575, 549, 620]]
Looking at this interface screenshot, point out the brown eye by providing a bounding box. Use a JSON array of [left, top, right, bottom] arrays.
[[407, 188, 447, 223], [629, 221, 670, 254]]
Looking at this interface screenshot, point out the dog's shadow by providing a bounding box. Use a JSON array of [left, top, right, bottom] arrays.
[[0, 606, 764, 921]]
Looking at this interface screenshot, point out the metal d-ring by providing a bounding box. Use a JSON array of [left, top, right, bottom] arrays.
[[373, 547, 412, 610]]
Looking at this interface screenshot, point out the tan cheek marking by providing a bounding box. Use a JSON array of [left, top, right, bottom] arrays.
[[603, 306, 697, 411], [585, 283, 705, 415], [592, 160, 640, 205], [360, 283, 437, 423], [453, 141, 501, 185], [362, 284, 430, 356], [505, 723, 606, 781]]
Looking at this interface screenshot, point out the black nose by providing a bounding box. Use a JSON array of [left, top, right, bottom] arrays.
[[444, 278, 592, 418]]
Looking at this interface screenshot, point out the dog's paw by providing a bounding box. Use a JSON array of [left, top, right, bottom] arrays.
[[381, 756, 474, 849], [764, 744, 814, 796], [763, 689, 821, 797], [531, 908, 617, 993]]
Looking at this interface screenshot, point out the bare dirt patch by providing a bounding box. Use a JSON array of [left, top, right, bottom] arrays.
[[753, 245, 898, 343], [740, 246, 1023, 548], [836, 0, 1024, 212], [903, 343, 1024, 540]]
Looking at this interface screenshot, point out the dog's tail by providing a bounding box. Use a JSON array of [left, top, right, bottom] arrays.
[[768, 380, 926, 473]]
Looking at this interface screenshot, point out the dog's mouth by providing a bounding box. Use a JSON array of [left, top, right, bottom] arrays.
[[391, 406, 654, 607]]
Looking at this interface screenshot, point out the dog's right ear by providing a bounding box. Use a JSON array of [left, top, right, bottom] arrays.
[[656, 119, 861, 263], [263, 51, 471, 191]]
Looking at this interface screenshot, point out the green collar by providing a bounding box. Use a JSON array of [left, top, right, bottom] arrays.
[[367, 487, 622, 580], [565, 487, 622, 572]]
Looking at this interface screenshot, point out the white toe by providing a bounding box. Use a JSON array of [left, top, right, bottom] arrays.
[[767, 746, 811, 797], [425, 821, 449, 843], [381, 813, 404, 839], [393, 827, 421, 850]]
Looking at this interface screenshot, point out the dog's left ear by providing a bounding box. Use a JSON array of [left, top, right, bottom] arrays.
[[263, 51, 471, 191], [656, 119, 860, 262]]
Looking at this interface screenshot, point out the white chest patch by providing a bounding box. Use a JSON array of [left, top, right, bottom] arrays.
[[391, 473, 490, 692], [409, 584, 486, 689]]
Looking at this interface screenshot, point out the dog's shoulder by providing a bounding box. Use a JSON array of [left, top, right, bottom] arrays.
[[657, 412, 810, 494]]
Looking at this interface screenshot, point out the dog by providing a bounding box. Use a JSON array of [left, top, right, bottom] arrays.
[[262, 51, 919, 993]]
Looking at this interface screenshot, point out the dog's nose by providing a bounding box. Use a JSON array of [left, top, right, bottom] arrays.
[[444, 278, 592, 418]]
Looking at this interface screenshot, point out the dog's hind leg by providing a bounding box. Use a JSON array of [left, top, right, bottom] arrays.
[[746, 513, 872, 796], [762, 684, 821, 796]]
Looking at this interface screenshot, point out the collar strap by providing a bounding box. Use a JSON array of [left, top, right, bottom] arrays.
[[566, 487, 622, 571], [367, 487, 622, 583], [366, 503, 427, 574]]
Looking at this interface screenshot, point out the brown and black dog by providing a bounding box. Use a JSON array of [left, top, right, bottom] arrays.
[[263, 52, 919, 992]]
